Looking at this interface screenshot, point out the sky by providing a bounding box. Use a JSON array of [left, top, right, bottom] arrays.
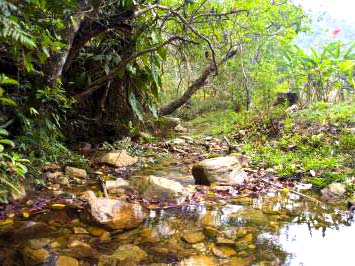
[[295, 0, 355, 22]]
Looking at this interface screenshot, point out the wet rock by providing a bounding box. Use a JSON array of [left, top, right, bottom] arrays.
[[100, 231, 111, 241], [50, 241, 62, 249], [73, 227, 89, 234], [233, 209, 269, 226], [203, 226, 222, 238], [192, 155, 248, 185], [98, 244, 147, 266], [321, 183, 346, 199], [238, 250, 249, 257], [192, 242, 206, 252], [28, 238, 50, 249], [182, 231, 205, 244], [140, 227, 160, 243], [22, 247, 49, 265], [61, 246, 100, 259], [55, 256, 79, 266], [87, 226, 108, 237], [229, 256, 255, 266], [212, 246, 237, 258], [65, 166, 87, 179], [200, 212, 222, 227], [137, 175, 187, 200], [9, 184, 27, 201], [0, 221, 57, 240], [179, 255, 217, 266], [99, 150, 138, 167], [83, 191, 145, 230], [42, 163, 61, 172], [68, 239, 91, 249], [45, 171, 64, 180], [106, 178, 130, 193], [216, 237, 235, 246]]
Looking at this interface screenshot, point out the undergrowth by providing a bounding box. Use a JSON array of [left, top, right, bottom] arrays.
[[189, 100, 355, 191]]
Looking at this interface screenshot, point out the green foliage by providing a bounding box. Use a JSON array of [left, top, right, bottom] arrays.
[[277, 41, 355, 103], [0, 129, 29, 203], [297, 101, 355, 124]]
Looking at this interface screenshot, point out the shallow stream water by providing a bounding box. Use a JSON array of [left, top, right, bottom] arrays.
[[0, 162, 353, 266]]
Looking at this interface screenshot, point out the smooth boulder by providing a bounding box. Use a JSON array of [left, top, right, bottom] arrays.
[[83, 191, 145, 230], [321, 183, 346, 199], [135, 175, 187, 200], [65, 166, 87, 179], [99, 150, 138, 167], [192, 156, 248, 185]]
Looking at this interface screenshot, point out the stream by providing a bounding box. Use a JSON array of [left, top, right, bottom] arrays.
[[0, 156, 353, 266]]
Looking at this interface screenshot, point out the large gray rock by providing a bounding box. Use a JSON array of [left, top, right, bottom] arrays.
[[105, 178, 129, 191], [321, 183, 346, 199], [98, 244, 148, 266], [192, 156, 248, 185], [65, 166, 87, 179], [99, 150, 138, 167], [83, 191, 145, 230], [134, 175, 187, 200]]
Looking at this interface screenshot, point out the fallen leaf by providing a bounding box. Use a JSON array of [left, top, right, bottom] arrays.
[[51, 203, 66, 210]]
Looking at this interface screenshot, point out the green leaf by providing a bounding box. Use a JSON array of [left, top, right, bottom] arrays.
[[0, 129, 8, 136], [0, 139, 15, 148], [0, 75, 18, 86], [126, 64, 137, 75], [128, 91, 143, 121], [0, 97, 17, 106]]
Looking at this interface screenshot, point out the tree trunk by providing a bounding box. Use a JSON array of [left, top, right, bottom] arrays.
[[159, 47, 239, 116]]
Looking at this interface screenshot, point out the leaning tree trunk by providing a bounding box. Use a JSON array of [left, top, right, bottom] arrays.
[[159, 47, 239, 116]]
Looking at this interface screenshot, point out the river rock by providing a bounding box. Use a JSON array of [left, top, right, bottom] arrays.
[[65, 166, 87, 179], [192, 156, 248, 185], [321, 183, 346, 199], [22, 247, 50, 265], [182, 231, 205, 244], [99, 150, 138, 167], [87, 226, 108, 237], [73, 227, 88, 234], [106, 178, 130, 193], [83, 191, 145, 230], [136, 175, 187, 200], [216, 237, 235, 246], [98, 244, 148, 266], [28, 238, 50, 249], [55, 256, 79, 266], [212, 246, 237, 258], [180, 255, 218, 265], [0, 221, 56, 240], [203, 226, 222, 238]]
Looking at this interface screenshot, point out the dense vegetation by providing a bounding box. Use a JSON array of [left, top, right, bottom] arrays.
[[0, 0, 354, 202]]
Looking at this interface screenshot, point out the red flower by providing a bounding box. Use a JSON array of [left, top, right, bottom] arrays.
[[332, 28, 341, 38]]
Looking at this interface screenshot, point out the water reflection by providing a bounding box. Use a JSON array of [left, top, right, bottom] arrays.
[[0, 187, 353, 265]]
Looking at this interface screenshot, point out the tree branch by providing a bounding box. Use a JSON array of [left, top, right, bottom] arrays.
[[158, 46, 239, 116], [75, 36, 197, 98]]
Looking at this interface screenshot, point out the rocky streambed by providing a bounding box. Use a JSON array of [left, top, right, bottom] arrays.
[[0, 135, 354, 266]]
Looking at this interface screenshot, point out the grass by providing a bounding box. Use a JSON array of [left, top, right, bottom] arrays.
[[297, 101, 355, 124]]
